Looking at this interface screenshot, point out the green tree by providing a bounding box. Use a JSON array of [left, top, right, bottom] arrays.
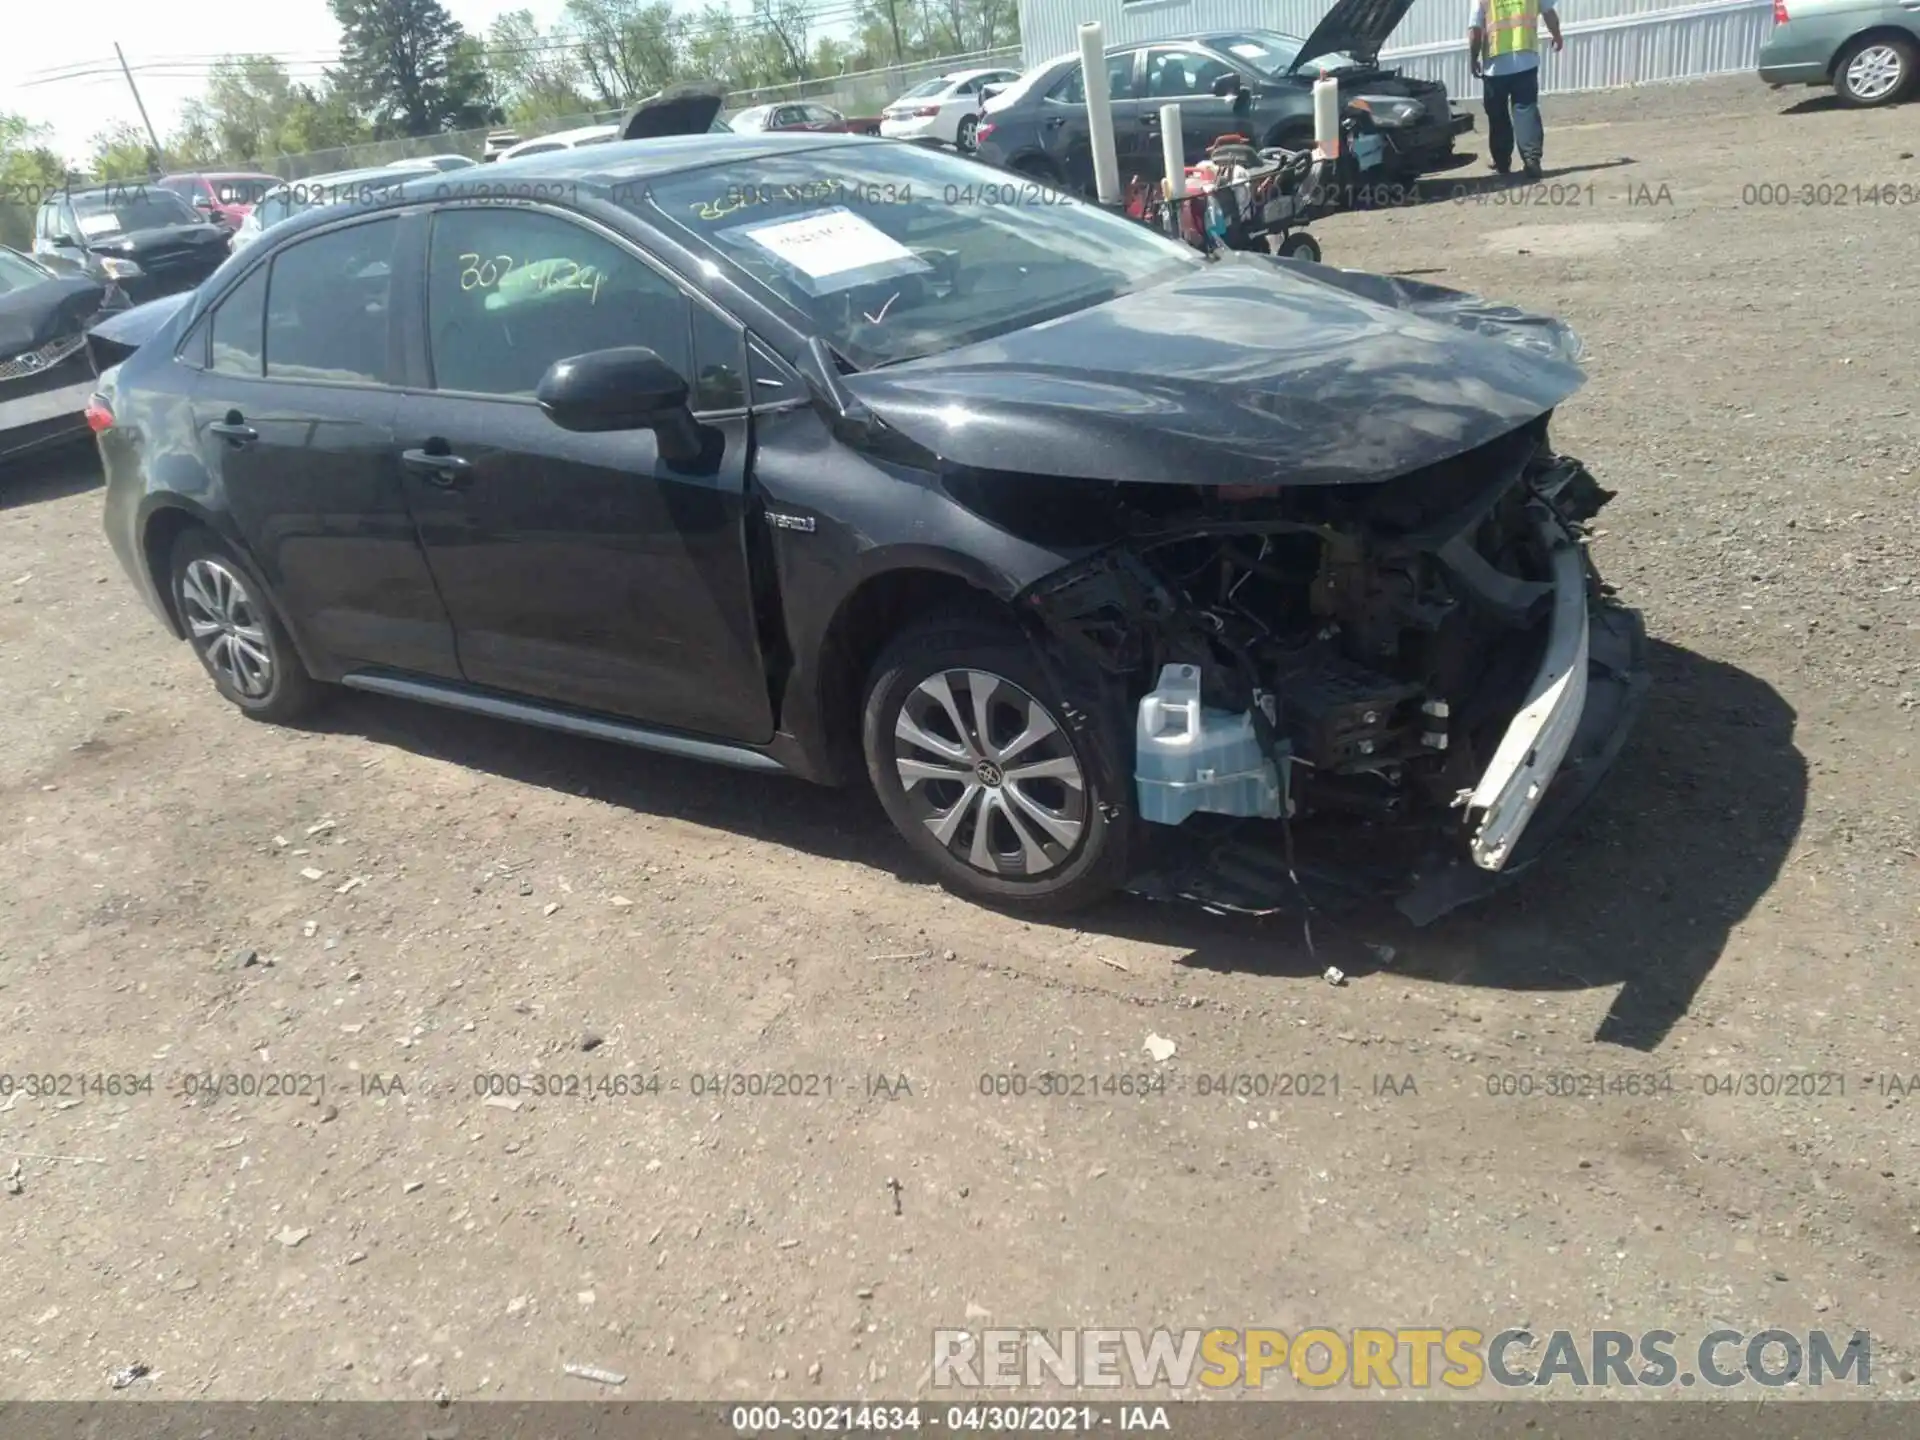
[[565, 0, 683, 106], [329, 0, 495, 137], [280, 79, 374, 154], [89, 122, 154, 181], [1, 112, 69, 250], [181, 55, 298, 162], [488, 10, 593, 124]]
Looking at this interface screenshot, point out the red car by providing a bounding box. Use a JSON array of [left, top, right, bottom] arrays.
[[727, 102, 881, 136], [155, 172, 280, 232]]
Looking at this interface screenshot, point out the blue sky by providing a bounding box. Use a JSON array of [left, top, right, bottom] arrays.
[[7, 0, 571, 165]]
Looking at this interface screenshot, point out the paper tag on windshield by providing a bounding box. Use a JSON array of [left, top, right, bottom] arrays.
[[731, 207, 929, 295], [77, 214, 122, 237]]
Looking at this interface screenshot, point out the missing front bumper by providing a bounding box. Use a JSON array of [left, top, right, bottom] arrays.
[[1120, 600, 1649, 927]]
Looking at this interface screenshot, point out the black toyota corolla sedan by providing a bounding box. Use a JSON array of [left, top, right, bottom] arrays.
[[93, 131, 1647, 923]]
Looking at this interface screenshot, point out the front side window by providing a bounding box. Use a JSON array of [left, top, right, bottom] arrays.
[[1048, 56, 1139, 104], [635, 142, 1200, 369], [425, 206, 692, 398], [264, 218, 399, 385], [211, 265, 268, 376], [1144, 48, 1237, 97]]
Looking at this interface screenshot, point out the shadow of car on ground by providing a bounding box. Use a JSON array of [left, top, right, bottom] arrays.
[[303, 635, 1804, 1053]]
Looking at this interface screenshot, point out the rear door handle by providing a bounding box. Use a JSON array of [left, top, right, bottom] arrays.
[[401, 448, 474, 488]]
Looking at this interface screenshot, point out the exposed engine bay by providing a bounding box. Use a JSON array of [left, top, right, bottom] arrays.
[[973, 415, 1645, 924]]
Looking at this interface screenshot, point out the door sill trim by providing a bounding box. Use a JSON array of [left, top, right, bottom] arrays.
[[339, 671, 788, 773]]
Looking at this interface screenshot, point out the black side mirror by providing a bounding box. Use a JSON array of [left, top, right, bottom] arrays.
[[1211, 73, 1243, 98], [537, 346, 712, 468]]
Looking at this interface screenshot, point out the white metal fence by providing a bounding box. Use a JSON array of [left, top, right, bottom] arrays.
[[1016, 0, 1775, 96]]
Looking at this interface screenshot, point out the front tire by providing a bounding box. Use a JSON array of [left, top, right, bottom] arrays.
[[1834, 34, 1915, 107], [862, 617, 1129, 912], [1276, 230, 1322, 263], [169, 528, 319, 723]]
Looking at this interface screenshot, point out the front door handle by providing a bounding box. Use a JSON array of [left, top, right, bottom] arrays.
[[401, 447, 474, 488], [209, 411, 256, 446]]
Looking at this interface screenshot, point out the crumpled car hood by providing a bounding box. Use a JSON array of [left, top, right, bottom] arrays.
[[842, 252, 1586, 489], [0, 272, 109, 360]]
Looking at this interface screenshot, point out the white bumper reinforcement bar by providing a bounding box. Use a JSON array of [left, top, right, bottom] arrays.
[[1466, 504, 1592, 871]]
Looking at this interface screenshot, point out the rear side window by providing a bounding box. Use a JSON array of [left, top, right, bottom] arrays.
[[425, 206, 692, 398], [210, 266, 268, 376], [264, 218, 399, 386]]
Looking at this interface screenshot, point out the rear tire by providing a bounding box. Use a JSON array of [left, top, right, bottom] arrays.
[[957, 114, 979, 150], [862, 616, 1129, 912], [169, 528, 320, 724], [1833, 34, 1915, 106]]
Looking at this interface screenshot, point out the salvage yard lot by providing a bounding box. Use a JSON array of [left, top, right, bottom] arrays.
[[1, 76, 1916, 1399]]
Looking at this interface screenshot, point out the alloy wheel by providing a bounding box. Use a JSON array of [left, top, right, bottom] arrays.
[[892, 668, 1087, 878], [181, 557, 274, 698], [1845, 44, 1904, 101]]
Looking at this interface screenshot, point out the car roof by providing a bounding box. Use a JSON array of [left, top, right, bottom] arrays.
[[267, 162, 440, 191], [165, 170, 277, 181], [512, 123, 620, 146], [486, 130, 857, 181], [247, 132, 872, 251]]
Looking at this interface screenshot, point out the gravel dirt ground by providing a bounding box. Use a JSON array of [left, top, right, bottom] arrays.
[[1, 74, 1916, 1404]]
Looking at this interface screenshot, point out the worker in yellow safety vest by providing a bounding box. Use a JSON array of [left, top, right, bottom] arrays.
[[1468, 0, 1564, 179]]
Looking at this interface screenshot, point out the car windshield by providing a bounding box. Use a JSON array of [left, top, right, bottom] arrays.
[[1206, 31, 1337, 77], [0, 247, 52, 294], [897, 78, 952, 100], [631, 143, 1202, 369], [215, 177, 273, 204], [69, 187, 198, 237]]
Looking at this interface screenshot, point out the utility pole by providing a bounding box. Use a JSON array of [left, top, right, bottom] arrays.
[[884, 0, 904, 64], [114, 43, 166, 173]]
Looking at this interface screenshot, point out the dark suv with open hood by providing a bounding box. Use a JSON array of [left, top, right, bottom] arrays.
[[33, 184, 230, 304], [977, 11, 1472, 199]]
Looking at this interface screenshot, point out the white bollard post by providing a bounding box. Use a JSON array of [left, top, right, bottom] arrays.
[[1159, 103, 1186, 199], [1079, 23, 1122, 206], [1312, 72, 1341, 161]]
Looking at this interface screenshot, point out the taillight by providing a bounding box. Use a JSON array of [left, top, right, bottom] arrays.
[[85, 394, 114, 433], [1773, 0, 1789, 20], [913, 105, 940, 117], [976, 122, 996, 142]]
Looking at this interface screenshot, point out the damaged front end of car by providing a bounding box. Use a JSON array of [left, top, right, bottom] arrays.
[[1008, 420, 1648, 925]]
